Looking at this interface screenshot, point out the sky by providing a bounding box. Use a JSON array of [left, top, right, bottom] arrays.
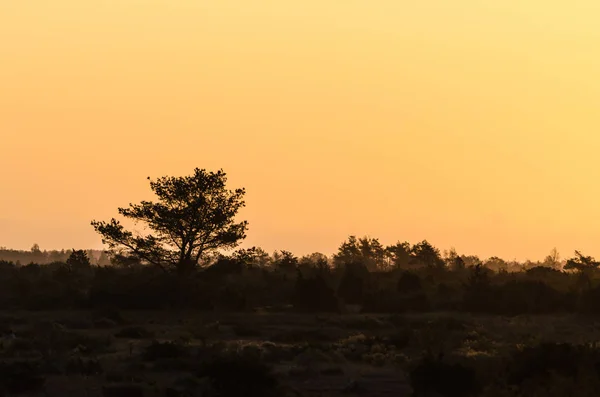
[[2, 1, 600, 261]]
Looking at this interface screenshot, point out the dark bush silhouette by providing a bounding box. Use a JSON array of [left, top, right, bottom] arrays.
[[203, 255, 246, 276], [338, 262, 367, 304], [0, 360, 46, 395], [462, 264, 495, 313], [505, 342, 600, 389], [397, 271, 424, 293], [494, 280, 566, 315], [197, 353, 280, 397], [66, 249, 92, 271], [102, 383, 145, 397], [143, 341, 188, 361], [115, 326, 153, 339], [409, 354, 479, 397], [578, 285, 600, 314], [65, 357, 103, 375], [212, 286, 248, 311], [292, 272, 340, 312]]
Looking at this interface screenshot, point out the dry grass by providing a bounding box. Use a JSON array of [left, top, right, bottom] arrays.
[[1, 310, 600, 396]]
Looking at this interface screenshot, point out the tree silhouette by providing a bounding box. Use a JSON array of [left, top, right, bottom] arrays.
[[66, 249, 91, 271], [385, 241, 411, 269], [91, 168, 248, 276], [564, 251, 600, 272], [543, 248, 562, 269], [484, 256, 509, 273], [273, 250, 299, 272], [333, 236, 362, 268], [410, 240, 444, 269], [334, 236, 386, 271]]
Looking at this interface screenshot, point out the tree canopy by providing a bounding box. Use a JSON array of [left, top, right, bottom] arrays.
[[564, 251, 600, 272], [91, 168, 248, 275]]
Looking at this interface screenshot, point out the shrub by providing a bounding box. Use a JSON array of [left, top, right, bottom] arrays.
[[506, 343, 600, 388], [397, 272, 424, 294], [338, 264, 367, 304], [28, 325, 113, 356], [142, 341, 188, 361], [291, 273, 340, 313], [115, 326, 153, 339], [231, 323, 262, 338], [65, 357, 103, 375], [409, 354, 479, 397], [0, 360, 46, 395], [93, 308, 127, 325], [102, 383, 145, 397], [197, 353, 280, 397]]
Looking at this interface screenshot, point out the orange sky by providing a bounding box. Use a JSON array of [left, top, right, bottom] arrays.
[[2, 1, 600, 261]]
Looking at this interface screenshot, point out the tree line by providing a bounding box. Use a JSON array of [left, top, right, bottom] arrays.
[[1, 167, 599, 314], [0, 246, 110, 267]]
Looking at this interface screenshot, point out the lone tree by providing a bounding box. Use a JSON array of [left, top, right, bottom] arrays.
[[91, 168, 248, 276]]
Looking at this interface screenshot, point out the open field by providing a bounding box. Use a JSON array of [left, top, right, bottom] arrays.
[[2, 310, 600, 396]]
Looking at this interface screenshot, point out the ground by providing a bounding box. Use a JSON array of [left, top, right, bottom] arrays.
[[1, 310, 599, 396]]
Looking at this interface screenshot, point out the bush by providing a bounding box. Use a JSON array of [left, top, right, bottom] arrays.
[[338, 264, 367, 304], [143, 341, 188, 361], [0, 360, 46, 395], [291, 273, 340, 313], [65, 357, 103, 375], [27, 325, 113, 356], [506, 343, 600, 388], [362, 289, 430, 313], [409, 354, 479, 397], [165, 376, 214, 397], [397, 272, 424, 294], [231, 323, 262, 338], [494, 280, 567, 315], [115, 326, 153, 339], [93, 308, 127, 325], [102, 383, 145, 397], [197, 353, 280, 397]]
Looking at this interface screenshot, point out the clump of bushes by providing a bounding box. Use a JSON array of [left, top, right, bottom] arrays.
[[25, 324, 113, 356], [102, 383, 145, 397], [0, 360, 46, 395], [292, 272, 340, 313], [65, 356, 103, 375], [115, 326, 153, 339], [142, 340, 188, 361], [197, 352, 280, 397], [231, 323, 262, 338], [506, 342, 600, 389], [409, 353, 479, 397]]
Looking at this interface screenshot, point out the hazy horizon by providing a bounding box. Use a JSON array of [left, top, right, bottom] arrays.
[[3, 1, 600, 262]]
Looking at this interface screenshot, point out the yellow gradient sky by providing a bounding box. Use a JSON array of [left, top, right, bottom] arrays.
[[2, 1, 600, 261]]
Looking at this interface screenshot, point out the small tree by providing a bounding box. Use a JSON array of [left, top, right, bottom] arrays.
[[66, 249, 92, 271], [273, 250, 298, 272], [91, 168, 248, 276], [443, 247, 465, 271], [543, 248, 562, 269], [484, 256, 508, 273]]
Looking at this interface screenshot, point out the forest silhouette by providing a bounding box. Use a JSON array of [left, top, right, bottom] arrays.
[[2, 168, 600, 396]]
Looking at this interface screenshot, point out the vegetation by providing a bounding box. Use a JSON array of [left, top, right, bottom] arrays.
[[3, 168, 600, 395], [91, 168, 248, 276]]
